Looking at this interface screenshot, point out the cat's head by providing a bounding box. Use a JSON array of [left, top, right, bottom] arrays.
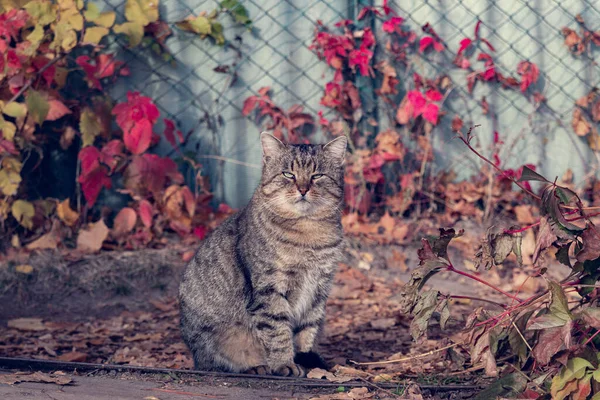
[[258, 132, 347, 218]]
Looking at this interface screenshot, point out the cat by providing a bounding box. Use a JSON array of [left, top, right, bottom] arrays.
[[179, 132, 347, 377]]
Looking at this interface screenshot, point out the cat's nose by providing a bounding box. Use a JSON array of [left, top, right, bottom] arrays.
[[298, 187, 309, 196]]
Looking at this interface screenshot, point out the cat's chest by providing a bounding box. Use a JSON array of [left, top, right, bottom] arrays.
[[279, 262, 334, 322]]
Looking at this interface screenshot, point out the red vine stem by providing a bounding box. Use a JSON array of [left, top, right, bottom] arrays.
[[457, 126, 541, 200], [503, 221, 541, 235], [446, 263, 523, 303], [584, 330, 600, 346]]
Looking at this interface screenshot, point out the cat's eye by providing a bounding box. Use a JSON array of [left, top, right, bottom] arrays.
[[312, 174, 325, 180], [282, 171, 295, 179]]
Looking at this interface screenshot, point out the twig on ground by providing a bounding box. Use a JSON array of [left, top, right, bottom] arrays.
[[349, 343, 457, 366]]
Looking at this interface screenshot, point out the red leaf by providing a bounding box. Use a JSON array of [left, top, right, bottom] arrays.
[[78, 166, 111, 206], [531, 321, 572, 365], [348, 46, 373, 76], [193, 225, 207, 240], [382, 0, 393, 16], [32, 56, 56, 86], [419, 36, 433, 53], [458, 38, 472, 54], [46, 99, 71, 121], [517, 61, 540, 93], [407, 91, 426, 116], [382, 16, 403, 33], [124, 154, 183, 195], [6, 49, 21, 71], [137, 199, 154, 228], [357, 7, 370, 20], [95, 54, 121, 79], [242, 96, 257, 116], [451, 115, 463, 132], [362, 27, 376, 48], [422, 103, 439, 124], [425, 89, 443, 102], [474, 20, 482, 39], [112, 91, 160, 134], [79, 146, 101, 175], [163, 118, 182, 149], [123, 119, 153, 155]]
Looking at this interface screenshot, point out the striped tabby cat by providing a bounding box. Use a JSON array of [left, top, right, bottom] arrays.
[[179, 132, 347, 377]]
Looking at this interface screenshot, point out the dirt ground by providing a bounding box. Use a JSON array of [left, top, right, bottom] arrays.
[[0, 227, 569, 398]]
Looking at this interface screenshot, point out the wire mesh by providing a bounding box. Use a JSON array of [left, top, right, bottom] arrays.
[[102, 0, 599, 206]]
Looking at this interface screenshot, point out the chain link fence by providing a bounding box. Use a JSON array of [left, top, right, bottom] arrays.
[[102, 0, 599, 207]]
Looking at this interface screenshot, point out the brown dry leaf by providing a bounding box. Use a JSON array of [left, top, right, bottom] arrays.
[[7, 318, 46, 331], [370, 318, 396, 329], [395, 96, 411, 125], [59, 126, 77, 150], [56, 199, 79, 226], [311, 387, 374, 400], [26, 230, 60, 250], [307, 368, 353, 383], [588, 130, 600, 151], [149, 299, 173, 312], [77, 219, 109, 252], [390, 249, 408, 272], [572, 108, 591, 136], [513, 205, 536, 224], [0, 371, 73, 386], [57, 351, 87, 362]]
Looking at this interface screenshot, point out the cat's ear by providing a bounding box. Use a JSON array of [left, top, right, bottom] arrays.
[[260, 131, 285, 162], [323, 135, 347, 165]]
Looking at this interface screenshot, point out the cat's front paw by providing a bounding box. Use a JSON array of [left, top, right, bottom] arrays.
[[243, 365, 271, 375], [273, 363, 306, 377]]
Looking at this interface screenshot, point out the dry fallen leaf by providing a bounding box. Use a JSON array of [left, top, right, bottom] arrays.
[[14, 264, 33, 274], [7, 318, 46, 331], [57, 351, 88, 362], [307, 368, 353, 383], [0, 371, 73, 386], [77, 219, 109, 252]]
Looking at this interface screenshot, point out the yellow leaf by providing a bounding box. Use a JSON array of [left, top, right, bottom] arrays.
[[2, 157, 22, 173], [77, 219, 109, 252], [0, 169, 21, 195], [0, 0, 30, 11], [11, 199, 35, 229], [56, 198, 79, 226], [0, 199, 8, 220], [176, 15, 211, 35], [24, 0, 57, 26], [113, 22, 144, 47], [1, 120, 16, 141], [11, 234, 19, 248], [84, 3, 115, 28], [125, 0, 158, 26], [15, 264, 33, 274], [83, 26, 108, 45], [27, 24, 45, 43], [64, 9, 84, 31], [80, 108, 102, 147], [3, 102, 27, 118]]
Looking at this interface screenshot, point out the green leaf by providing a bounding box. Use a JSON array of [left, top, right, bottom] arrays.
[[2, 102, 27, 118], [549, 281, 573, 322], [221, 0, 251, 26], [210, 21, 225, 45], [528, 313, 569, 330], [79, 108, 102, 147], [472, 372, 527, 400], [124, 0, 158, 26], [26, 90, 49, 125], [551, 358, 594, 398], [518, 165, 549, 182], [113, 22, 144, 47], [84, 3, 116, 28], [509, 311, 533, 365], [11, 199, 35, 229], [83, 26, 109, 45]]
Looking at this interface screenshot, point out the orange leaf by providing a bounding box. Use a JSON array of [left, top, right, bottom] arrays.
[[56, 199, 79, 226], [113, 207, 137, 237], [45, 99, 72, 121]]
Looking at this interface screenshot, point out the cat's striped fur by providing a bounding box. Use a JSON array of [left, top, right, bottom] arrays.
[[179, 133, 347, 377]]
